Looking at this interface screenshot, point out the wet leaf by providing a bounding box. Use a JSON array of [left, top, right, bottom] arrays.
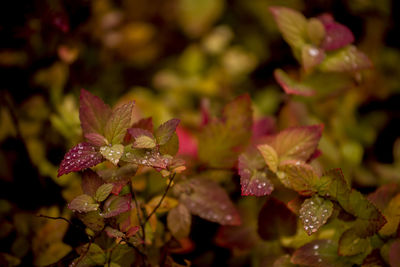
[[299, 195, 333, 235], [338, 229, 371, 256], [123, 147, 170, 169], [167, 203, 191, 239], [79, 89, 112, 136], [97, 164, 137, 183], [274, 69, 315, 96], [100, 144, 124, 165], [269, 6, 308, 50], [84, 132, 107, 147], [68, 194, 99, 212], [319, 16, 354, 51], [258, 197, 297, 240], [94, 183, 114, 202], [302, 44, 325, 71], [176, 178, 241, 225], [291, 239, 353, 267], [58, 142, 103, 177], [104, 101, 134, 145], [155, 118, 180, 145], [278, 162, 319, 195], [77, 211, 105, 232], [133, 135, 156, 149], [319, 45, 372, 72], [103, 194, 132, 218], [105, 226, 125, 238], [82, 170, 105, 197]]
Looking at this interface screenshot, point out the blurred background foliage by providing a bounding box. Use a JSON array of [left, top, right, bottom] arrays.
[[0, 0, 399, 265]]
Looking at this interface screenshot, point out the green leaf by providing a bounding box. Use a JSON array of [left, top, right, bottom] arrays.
[[258, 197, 297, 240], [338, 229, 371, 256], [68, 194, 99, 212], [167, 203, 191, 239], [133, 135, 156, 149], [77, 211, 105, 232], [257, 144, 278, 172], [272, 124, 323, 162], [155, 118, 180, 145], [274, 69, 315, 96], [105, 226, 125, 239], [277, 162, 319, 195], [97, 164, 137, 183], [81, 243, 106, 265], [291, 239, 353, 267], [34, 242, 72, 266], [175, 178, 241, 225], [94, 183, 114, 202], [269, 6, 308, 50], [79, 89, 112, 136], [299, 195, 333, 235], [123, 147, 170, 169], [378, 193, 400, 236], [319, 45, 372, 72], [307, 18, 325, 46], [301, 44, 325, 71], [104, 101, 134, 145], [159, 132, 179, 156], [100, 144, 124, 165], [198, 94, 252, 168]]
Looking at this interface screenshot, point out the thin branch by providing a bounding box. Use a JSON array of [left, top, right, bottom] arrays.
[[130, 183, 146, 244], [144, 173, 176, 223]]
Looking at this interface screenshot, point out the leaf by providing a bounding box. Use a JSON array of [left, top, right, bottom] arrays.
[[269, 6, 308, 50], [94, 183, 114, 202], [274, 69, 316, 96], [319, 45, 372, 72], [319, 17, 355, 51], [155, 118, 180, 145], [378, 193, 400, 236], [291, 239, 353, 267], [302, 44, 325, 71], [272, 124, 323, 162], [104, 101, 134, 145], [58, 142, 103, 177], [368, 183, 399, 212], [105, 226, 125, 239], [277, 162, 320, 195], [133, 135, 156, 149], [79, 89, 112, 136], [257, 144, 278, 172], [34, 242, 72, 266], [84, 132, 107, 147], [338, 229, 371, 256], [103, 194, 132, 218], [257, 197, 297, 240], [100, 144, 124, 165], [128, 128, 154, 139], [80, 243, 106, 265], [175, 178, 241, 225], [77, 211, 105, 232], [198, 94, 252, 168], [215, 225, 259, 250], [68, 194, 99, 212], [307, 18, 325, 46], [132, 117, 153, 132], [273, 255, 297, 267], [238, 148, 274, 196], [147, 196, 178, 213], [389, 240, 400, 267], [82, 170, 105, 197], [362, 249, 386, 267], [159, 133, 179, 156], [299, 195, 333, 235], [97, 164, 137, 183], [123, 147, 170, 169], [167, 204, 191, 239]]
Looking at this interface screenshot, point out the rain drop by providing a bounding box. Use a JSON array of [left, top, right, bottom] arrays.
[[225, 215, 232, 221]]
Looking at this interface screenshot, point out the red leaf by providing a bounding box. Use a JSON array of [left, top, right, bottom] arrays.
[[128, 128, 154, 139], [177, 126, 198, 157], [102, 194, 132, 218], [79, 89, 112, 136], [81, 170, 105, 197], [132, 117, 153, 132], [318, 14, 354, 51], [58, 143, 103, 177], [84, 133, 107, 147]]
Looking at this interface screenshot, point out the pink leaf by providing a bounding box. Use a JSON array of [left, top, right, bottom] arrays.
[[79, 89, 112, 136], [58, 143, 103, 177], [318, 14, 354, 51], [274, 69, 316, 96], [128, 128, 154, 139], [84, 133, 107, 147], [177, 126, 198, 157], [102, 194, 132, 218]]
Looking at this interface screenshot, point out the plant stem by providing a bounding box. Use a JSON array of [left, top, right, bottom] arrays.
[[131, 187, 146, 244]]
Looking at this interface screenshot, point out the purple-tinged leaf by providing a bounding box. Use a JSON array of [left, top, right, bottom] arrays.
[[175, 178, 241, 226], [105, 226, 125, 239], [257, 144, 278, 172], [100, 144, 124, 165], [338, 229, 370, 256], [278, 162, 319, 195], [102, 194, 132, 218], [269, 6, 308, 50], [84, 133, 108, 147], [272, 124, 323, 162], [368, 183, 399, 212], [302, 44, 325, 72], [239, 148, 274, 196], [299, 195, 333, 235], [291, 239, 352, 267], [58, 142, 103, 177], [155, 119, 180, 145], [133, 117, 153, 132], [362, 249, 386, 267], [104, 101, 134, 145], [274, 69, 316, 96], [82, 170, 105, 197], [79, 89, 112, 136], [133, 135, 156, 149], [128, 128, 154, 139], [389, 240, 400, 267], [319, 45, 372, 72], [318, 16, 354, 51], [258, 197, 297, 240], [273, 255, 297, 267], [307, 18, 325, 46], [94, 183, 114, 202], [68, 194, 99, 213], [77, 211, 105, 232], [167, 204, 191, 239]]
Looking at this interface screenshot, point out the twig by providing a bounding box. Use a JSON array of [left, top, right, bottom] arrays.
[[144, 173, 176, 223], [131, 184, 146, 244]]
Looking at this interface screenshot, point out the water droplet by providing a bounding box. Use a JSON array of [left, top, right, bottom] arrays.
[[126, 152, 131, 157], [257, 184, 263, 189], [66, 156, 70, 159], [308, 47, 319, 57], [305, 219, 309, 223], [314, 251, 319, 256], [225, 215, 232, 221], [78, 150, 82, 154], [116, 151, 120, 154], [305, 226, 309, 230], [309, 225, 314, 229], [318, 259, 322, 263]]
